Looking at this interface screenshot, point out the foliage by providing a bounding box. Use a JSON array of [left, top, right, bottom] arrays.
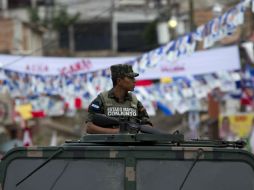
[[52, 6, 80, 30], [27, 6, 80, 30], [143, 20, 158, 46], [27, 7, 41, 24]]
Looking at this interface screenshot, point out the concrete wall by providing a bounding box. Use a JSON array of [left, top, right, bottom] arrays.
[[0, 19, 14, 53], [0, 18, 43, 55]]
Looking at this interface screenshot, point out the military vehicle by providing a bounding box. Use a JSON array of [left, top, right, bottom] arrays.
[[0, 114, 254, 190]]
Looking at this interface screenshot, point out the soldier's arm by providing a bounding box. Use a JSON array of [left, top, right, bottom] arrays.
[[84, 95, 120, 134], [137, 101, 153, 126], [86, 122, 119, 134]]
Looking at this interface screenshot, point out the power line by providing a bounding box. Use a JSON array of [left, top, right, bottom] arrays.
[[3, 5, 113, 68], [56, 0, 96, 8]]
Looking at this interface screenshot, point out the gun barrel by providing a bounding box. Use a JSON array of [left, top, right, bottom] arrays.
[[92, 114, 167, 135], [139, 125, 166, 134]]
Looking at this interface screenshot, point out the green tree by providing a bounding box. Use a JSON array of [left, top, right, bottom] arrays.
[[27, 7, 41, 24], [143, 20, 158, 49], [52, 6, 80, 30], [27, 6, 80, 30]]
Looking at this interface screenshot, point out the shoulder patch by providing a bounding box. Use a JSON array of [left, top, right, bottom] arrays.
[[91, 103, 100, 109]]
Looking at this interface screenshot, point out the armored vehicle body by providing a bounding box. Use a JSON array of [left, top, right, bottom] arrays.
[[0, 133, 254, 190]]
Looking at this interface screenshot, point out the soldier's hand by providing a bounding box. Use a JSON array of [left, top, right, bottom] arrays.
[[128, 123, 141, 134]]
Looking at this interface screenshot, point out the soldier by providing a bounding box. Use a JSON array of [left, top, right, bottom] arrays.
[[85, 64, 153, 134]]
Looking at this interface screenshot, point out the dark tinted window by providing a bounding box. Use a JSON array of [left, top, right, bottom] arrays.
[[75, 22, 111, 51], [4, 159, 124, 190], [59, 28, 69, 49], [8, 0, 50, 8], [137, 160, 254, 190], [118, 22, 157, 52]]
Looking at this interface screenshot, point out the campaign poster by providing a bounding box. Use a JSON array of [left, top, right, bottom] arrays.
[[219, 113, 254, 140]]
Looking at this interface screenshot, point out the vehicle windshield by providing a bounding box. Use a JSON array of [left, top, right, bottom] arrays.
[[3, 158, 254, 190]]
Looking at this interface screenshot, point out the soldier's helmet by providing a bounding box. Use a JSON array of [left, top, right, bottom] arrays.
[[110, 64, 139, 79]]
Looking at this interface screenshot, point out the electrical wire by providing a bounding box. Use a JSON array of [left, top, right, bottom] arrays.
[[56, 0, 97, 8]]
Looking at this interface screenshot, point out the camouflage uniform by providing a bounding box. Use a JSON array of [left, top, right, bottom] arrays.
[[86, 88, 151, 125], [86, 64, 152, 127]]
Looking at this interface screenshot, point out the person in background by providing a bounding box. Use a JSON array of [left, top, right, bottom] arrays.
[[219, 116, 235, 141], [84, 64, 153, 134]]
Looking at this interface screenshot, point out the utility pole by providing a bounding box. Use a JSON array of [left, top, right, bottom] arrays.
[[68, 25, 75, 54], [45, 0, 54, 55], [156, 0, 171, 44], [45, 0, 54, 28], [111, 0, 118, 54], [189, 0, 194, 31]]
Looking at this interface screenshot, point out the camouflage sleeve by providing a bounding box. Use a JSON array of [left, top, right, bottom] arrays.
[[137, 101, 153, 126], [86, 95, 104, 122]]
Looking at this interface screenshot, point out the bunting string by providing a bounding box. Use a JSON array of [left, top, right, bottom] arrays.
[[0, 0, 252, 118]]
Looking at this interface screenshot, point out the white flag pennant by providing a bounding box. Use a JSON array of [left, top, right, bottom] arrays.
[[147, 47, 163, 68], [0, 69, 7, 80], [203, 36, 214, 49], [178, 35, 196, 57], [136, 54, 149, 73], [132, 59, 140, 74], [163, 41, 174, 54], [166, 40, 178, 62], [226, 5, 243, 28], [193, 25, 205, 41], [211, 18, 221, 41], [241, 0, 251, 8], [234, 3, 245, 25], [202, 22, 214, 49], [86, 80, 97, 97], [186, 34, 197, 55], [177, 37, 186, 57]]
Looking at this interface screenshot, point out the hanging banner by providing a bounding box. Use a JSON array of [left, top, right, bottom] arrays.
[[136, 45, 240, 80], [0, 46, 240, 80], [0, 55, 135, 76]]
